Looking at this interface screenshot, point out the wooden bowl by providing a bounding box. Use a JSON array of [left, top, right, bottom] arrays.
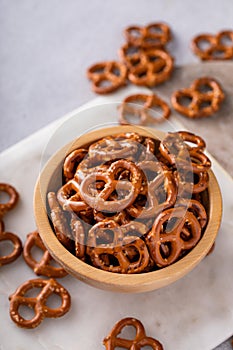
[[34, 125, 222, 293]]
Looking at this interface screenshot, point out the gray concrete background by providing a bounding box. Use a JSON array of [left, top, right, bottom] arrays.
[[0, 1, 232, 349]]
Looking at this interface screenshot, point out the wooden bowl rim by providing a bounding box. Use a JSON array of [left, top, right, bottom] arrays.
[[34, 125, 222, 292]]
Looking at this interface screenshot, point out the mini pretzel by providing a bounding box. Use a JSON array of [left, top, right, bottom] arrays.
[[0, 183, 19, 218], [0, 220, 22, 266], [178, 199, 208, 229], [23, 230, 68, 277], [70, 214, 86, 260], [86, 221, 149, 273], [57, 179, 90, 212], [177, 131, 206, 151], [87, 61, 127, 94], [79, 159, 142, 213], [63, 148, 87, 182], [119, 43, 148, 71], [9, 278, 71, 328], [124, 22, 171, 48], [146, 207, 202, 267], [128, 49, 174, 87], [103, 317, 164, 349], [88, 136, 139, 161], [192, 30, 233, 60], [171, 77, 224, 118], [119, 93, 171, 125], [127, 161, 177, 219], [47, 192, 74, 251]]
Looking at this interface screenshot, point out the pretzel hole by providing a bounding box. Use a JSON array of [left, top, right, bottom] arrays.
[[148, 26, 163, 34], [0, 240, 15, 257], [96, 229, 115, 244], [45, 293, 63, 309], [212, 49, 227, 58], [97, 79, 113, 88], [199, 100, 212, 110], [177, 95, 193, 107], [123, 246, 140, 262], [197, 83, 213, 93], [99, 253, 119, 267], [18, 304, 36, 320], [220, 34, 233, 46], [24, 287, 43, 298], [197, 39, 212, 51], [30, 245, 45, 262], [0, 191, 11, 204], [112, 67, 121, 77], [128, 28, 141, 39], [117, 325, 137, 340], [125, 46, 140, 56], [160, 243, 171, 258]]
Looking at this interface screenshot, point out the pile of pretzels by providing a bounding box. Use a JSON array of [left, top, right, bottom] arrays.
[[48, 130, 211, 273]]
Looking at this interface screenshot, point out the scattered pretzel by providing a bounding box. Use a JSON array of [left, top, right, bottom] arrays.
[[0, 220, 22, 266], [87, 61, 127, 94], [0, 183, 19, 218], [124, 22, 171, 49], [192, 30, 233, 60], [146, 207, 202, 267], [171, 77, 225, 118], [128, 49, 174, 87], [103, 317, 164, 349], [23, 230, 68, 277], [119, 93, 171, 125], [9, 278, 71, 328]]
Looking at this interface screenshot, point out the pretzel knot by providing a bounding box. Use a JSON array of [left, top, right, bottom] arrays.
[[124, 22, 172, 49], [9, 278, 71, 328], [23, 230, 68, 277], [171, 77, 224, 118], [119, 93, 170, 125], [0, 220, 23, 266], [128, 49, 174, 87], [103, 317, 164, 350], [146, 207, 202, 267], [79, 159, 142, 213], [192, 30, 233, 60], [87, 61, 127, 94], [86, 221, 150, 273], [0, 183, 19, 218]]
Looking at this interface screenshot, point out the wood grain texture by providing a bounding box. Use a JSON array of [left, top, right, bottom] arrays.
[[34, 125, 222, 293]]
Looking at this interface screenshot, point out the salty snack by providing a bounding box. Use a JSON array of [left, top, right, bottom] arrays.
[[127, 48, 174, 87], [103, 317, 163, 349], [23, 230, 68, 277], [0, 183, 19, 218], [47, 131, 211, 273], [124, 22, 172, 49], [87, 61, 127, 94], [119, 93, 171, 125], [0, 220, 22, 266], [9, 278, 71, 329], [192, 30, 233, 60], [171, 77, 225, 118]]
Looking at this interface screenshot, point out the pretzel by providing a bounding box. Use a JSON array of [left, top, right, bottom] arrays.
[[146, 207, 202, 267], [88, 136, 139, 161], [192, 30, 233, 60], [87, 61, 127, 94], [124, 22, 171, 48], [86, 221, 149, 273], [0, 183, 19, 218], [23, 230, 68, 277], [70, 214, 87, 260], [128, 49, 174, 87], [57, 179, 90, 212], [0, 220, 22, 266], [171, 77, 224, 118], [63, 148, 88, 182], [177, 131, 206, 151], [79, 159, 142, 213], [127, 161, 177, 219], [9, 278, 71, 328], [103, 317, 164, 349], [176, 199, 207, 229], [47, 192, 74, 251], [119, 93, 171, 125]]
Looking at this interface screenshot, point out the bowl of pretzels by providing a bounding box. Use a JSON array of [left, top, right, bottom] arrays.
[[34, 125, 222, 293]]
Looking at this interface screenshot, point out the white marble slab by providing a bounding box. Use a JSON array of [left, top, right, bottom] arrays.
[[0, 87, 233, 350]]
